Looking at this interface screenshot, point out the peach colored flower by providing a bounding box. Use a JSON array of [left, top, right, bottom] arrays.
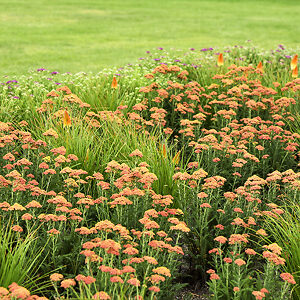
[[234, 259, 246, 266], [93, 291, 111, 299], [223, 257, 232, 263], [127, 278, 140, 286], [152, 267, 171, 277], [280, 273, 296, 284], [50, 273, 64, 282], [129, 149, 143, 158], [61, 279, 76, 288], [210, 273, 220, 280], [245, 248, 256, 255], [149, 286, 160, 292], [252, 291, 265, 300], [214, 236, 227, 244]]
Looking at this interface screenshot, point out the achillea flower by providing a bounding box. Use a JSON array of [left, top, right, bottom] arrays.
[[263, 251, 285, 265], [215, 224, 224, 230], [256, 229, 268, 236], [122, 265, 136, 273], [0, 287, 9, 296], [50, 273, 64, 281], [263, 243, 282, 255], [252, 291, 265, 300], [149, 274, 166, 284], [223, 257, 232, 263], [129, 149, 143, 158], [3, 152, 15, 161], [61, 279, 76, 288], [25, 200, 42, 208], [197, 192, 208, 198], [110, 276, 124, 283], [9, 203, 26, 211], [149, 286, 160, 293], [234, 259, 246, 266], [11, 225, 23, 232], [127, 278, 140, 286], [210, 273, 220, 280], [47, 90, 60, 97], [123, 247, 139, 255], [93, 291, 111, 299], [170, 223, 190, 232], [10, 286, 30, 299], [245, 248, 256, 255], [260, 288, 269, 294], [200, 203, 212, 208], [229, 234, 249, 244], [43, 129, 58, 139], [47, 228, 60, 235], [214, 236, 227, 244], [143, 256, 158, 265], [152, 267, 171, 277], [280, 273, 296, 284]]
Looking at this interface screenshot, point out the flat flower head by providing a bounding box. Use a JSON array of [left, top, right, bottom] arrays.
[[214, 236, 227, 244], [0, 287, 9, 296], [234, 258, 246, 266], [280, 272, 296, 284], [10, 286, 30, 299], [93, 291, 111, 299], [127, 278, 140, 286], [252, 291, 265, 300], [129, 149, 143, 158], [245, 248, 256, 255], [61, 279, 76, 289], [210, 273, 220, 280], [50, 273, 64, 282], [152, 266, 171, 277]]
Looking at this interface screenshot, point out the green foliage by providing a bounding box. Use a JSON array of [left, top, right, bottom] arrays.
[[0, 223, 50, 293]]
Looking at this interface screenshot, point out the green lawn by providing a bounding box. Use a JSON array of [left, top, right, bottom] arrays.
[[1, 0, 299, 75]]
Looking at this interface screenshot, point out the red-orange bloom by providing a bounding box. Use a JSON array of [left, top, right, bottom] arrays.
[[63, 110, 71, 127], [111, 77, 118, 89], [280, 273, 296, 284], [217, 53, 224, 66], [291, 54, 298, 70], [292, 65, 298, 78], [256, 61, 263, 73]]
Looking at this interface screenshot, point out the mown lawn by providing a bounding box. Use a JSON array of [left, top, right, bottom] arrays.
[[0, 0, 299, 75]]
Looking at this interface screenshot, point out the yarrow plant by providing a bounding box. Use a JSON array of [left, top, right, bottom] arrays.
[[0, 45, 299, 299]]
